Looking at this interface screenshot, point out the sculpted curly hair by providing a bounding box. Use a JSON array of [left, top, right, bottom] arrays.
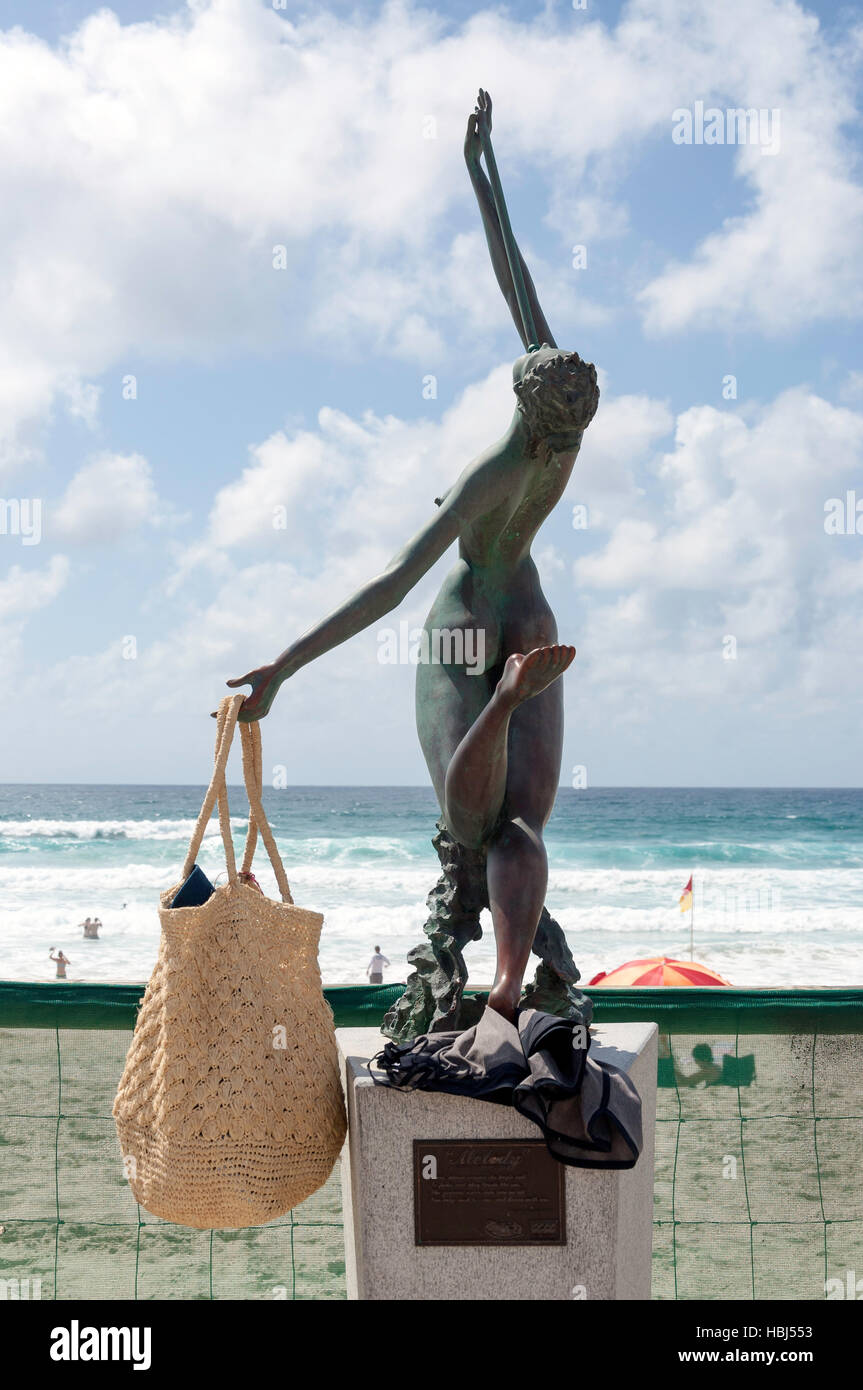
[[513, 351, 600, 451]]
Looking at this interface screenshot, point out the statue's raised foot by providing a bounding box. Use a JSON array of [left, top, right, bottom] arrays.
[[496, 644, 576, 707]]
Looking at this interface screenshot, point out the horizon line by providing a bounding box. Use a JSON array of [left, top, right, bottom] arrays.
[[1, 782, 862, 792]]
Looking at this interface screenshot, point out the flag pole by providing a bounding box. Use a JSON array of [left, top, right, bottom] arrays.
[[690, 874, 694, 960]]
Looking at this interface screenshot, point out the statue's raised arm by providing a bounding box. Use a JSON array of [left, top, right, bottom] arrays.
[[465, 89, 556, 352]]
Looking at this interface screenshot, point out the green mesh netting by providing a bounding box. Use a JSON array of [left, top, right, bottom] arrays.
[[1, 982, 861, 1300]]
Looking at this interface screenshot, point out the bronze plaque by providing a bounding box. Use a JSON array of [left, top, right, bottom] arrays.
[[413, 1139, 565, 1246]]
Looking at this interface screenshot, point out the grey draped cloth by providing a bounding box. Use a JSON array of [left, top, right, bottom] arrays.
[[370, 1006, 642, 1169]]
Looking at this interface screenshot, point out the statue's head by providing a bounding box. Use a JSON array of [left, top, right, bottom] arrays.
[[512, 345, 599, 453]]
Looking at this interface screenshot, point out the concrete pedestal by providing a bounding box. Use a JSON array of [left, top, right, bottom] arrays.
[[338, 1021, 657, 1301]]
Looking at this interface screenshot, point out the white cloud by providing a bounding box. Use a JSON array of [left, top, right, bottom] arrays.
[[0, 555, 70, 646], [23, 362, 515, 732], [33, 370, 863, 731], [53, 453, 161, 543], [535, 544, 566, 577], [1, 1, 862, 781], [579, 391, 863, 588], [0, 0, 858, 469], [572, 391, 674, 501], [196, 360, 516, 563], [58, 376, 102, 430], [637, 3, 863, 334], [206, 429, 334, 552], [839, 370, 863, 404], [6, 367, 863, 780], [574, 388, 863, 713]]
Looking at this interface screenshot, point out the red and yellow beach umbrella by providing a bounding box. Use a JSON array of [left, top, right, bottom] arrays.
[[588, 957, 732, 987]]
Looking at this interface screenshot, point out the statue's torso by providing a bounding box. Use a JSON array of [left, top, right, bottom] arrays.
[[421, 420, 575, 669]]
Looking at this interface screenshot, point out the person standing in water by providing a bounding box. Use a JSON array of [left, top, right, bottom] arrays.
[[366, 946, 391, 985], [50, 950, 70, 980], [226, 93, 598, 1023]]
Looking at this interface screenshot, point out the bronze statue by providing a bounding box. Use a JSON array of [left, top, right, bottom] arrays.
[[227, 91, 598, 1030]]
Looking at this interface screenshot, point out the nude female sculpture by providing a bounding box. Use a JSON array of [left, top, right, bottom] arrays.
[[228, 92, 599, 1024]]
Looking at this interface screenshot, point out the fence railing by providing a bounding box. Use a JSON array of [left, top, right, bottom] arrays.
[[1, 982, 861, 1300]]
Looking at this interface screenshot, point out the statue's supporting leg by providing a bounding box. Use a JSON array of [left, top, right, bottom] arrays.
[[382, 821, 590, 1042]]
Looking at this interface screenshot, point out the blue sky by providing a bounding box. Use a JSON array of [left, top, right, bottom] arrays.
[[1, 0, 862, 784]]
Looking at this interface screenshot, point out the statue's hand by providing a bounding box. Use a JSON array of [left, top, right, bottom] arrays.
[[464, 111, 482, 168], [474, 87, 492, 138], [224, 662, 282, 723], [464, 88, 492, 168]]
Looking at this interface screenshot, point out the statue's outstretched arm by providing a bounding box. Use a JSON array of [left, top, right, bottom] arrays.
[[227, 432, 524, 721], [466, 92, 556, 352]]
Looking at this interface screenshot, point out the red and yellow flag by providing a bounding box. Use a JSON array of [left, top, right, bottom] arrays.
[[679, 875, 693, 913]]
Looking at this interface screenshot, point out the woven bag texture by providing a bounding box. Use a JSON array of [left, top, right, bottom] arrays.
[[113, 696, 347, 1229]]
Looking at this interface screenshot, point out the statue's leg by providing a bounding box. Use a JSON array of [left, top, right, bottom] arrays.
[[442, 687, 513, 849], [485, 816, 548, 1021], [390, 644, 578, 1039], [385, 647, 496, 1043], [442, 646, 574, 850], [448, 647, 573, 1022], [381, 822, 590, 1042]]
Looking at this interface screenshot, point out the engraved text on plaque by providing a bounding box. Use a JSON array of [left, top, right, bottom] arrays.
[[413, 1139, 565, 1246]]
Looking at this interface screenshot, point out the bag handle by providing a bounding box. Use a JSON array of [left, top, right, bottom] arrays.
[[180, 694, 293, 904], [181, 695, 241, 883], [239, 719, 294, 904]]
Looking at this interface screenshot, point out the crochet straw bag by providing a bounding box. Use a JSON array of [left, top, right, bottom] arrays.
[[113, 694, 346, 1229]]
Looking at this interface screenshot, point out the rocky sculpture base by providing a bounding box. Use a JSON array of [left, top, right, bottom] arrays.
[[382, 821, 591, 1044]]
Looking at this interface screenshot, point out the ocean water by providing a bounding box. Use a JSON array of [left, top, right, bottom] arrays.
[[1, 785, 862, 988]]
